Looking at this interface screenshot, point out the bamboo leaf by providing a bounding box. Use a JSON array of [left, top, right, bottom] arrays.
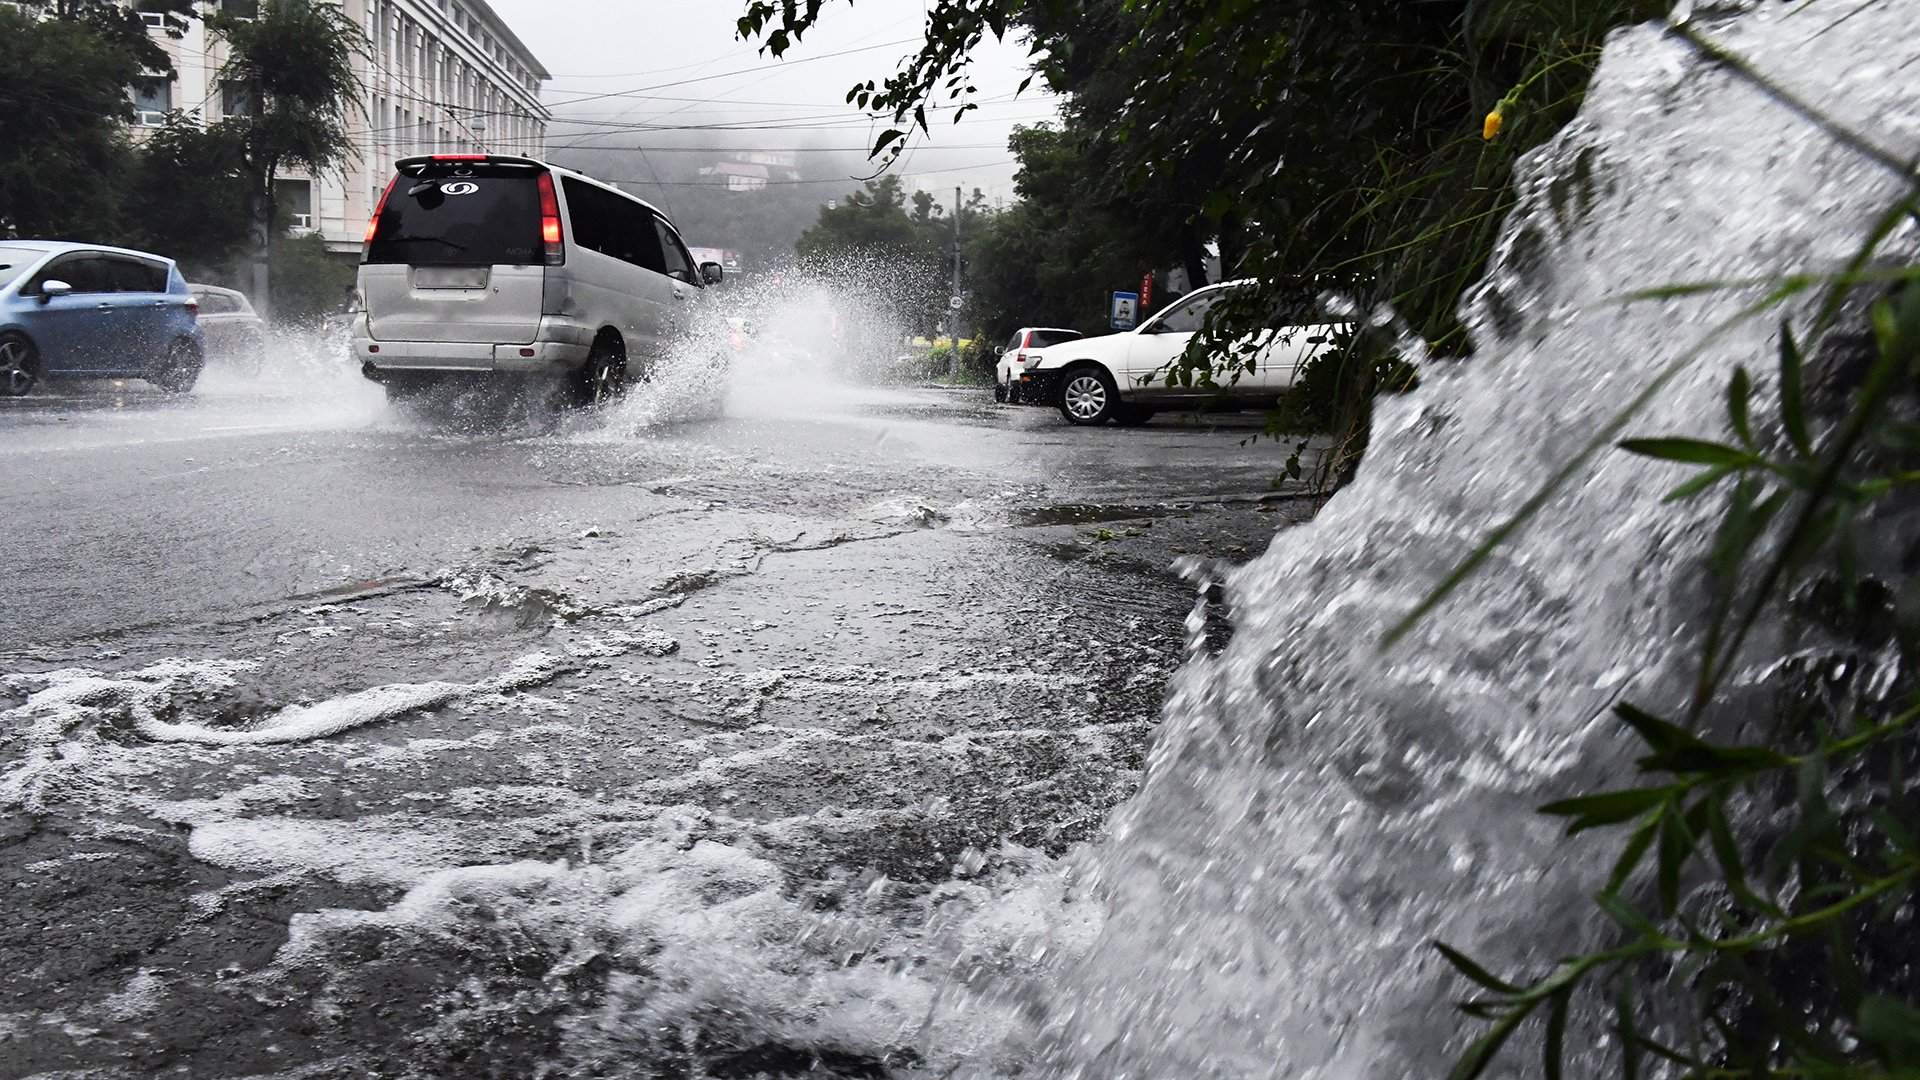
[[1617, 989, 1643, 1080], [1780, 321, 1813, 457], [1448, 998, 1542, 1080], [1857, 995, 1920, 1058], [1596, 891, 1665, 941], [1874, 810, 1918, 856], [1544, 989, 1570, 1080], [1540, 786, 1669, 833], [1613, 703, 1699, 754], [1433, 941, 1522, 995], [1608, 816, 1661, 894], [1706, 797, 1781, 916], [1663, 464, 1736, 503], [1619, 438, 1755, 468], [1657, 810, 1690, 913], [1728, 367, 1754, 447]]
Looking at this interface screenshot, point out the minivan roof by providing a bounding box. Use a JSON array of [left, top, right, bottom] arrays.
[[0, 240, 174, 265], [393, 154, 670, 221]]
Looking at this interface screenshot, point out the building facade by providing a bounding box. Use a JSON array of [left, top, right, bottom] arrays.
[[139, 0, 549, 255], [698, 151, 801, 193]]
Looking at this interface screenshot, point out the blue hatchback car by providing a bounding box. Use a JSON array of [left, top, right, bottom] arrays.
[[0, 241, 205, 396]]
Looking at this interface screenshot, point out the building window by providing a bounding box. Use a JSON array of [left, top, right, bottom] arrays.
[[221, 0, 258, 17], [276, 179, 313, 231], [131, 77, 171, 126], [219, 80, 256, 118]]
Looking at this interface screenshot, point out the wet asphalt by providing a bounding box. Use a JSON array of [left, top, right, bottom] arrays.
[[0, 358, 1318, 1077]]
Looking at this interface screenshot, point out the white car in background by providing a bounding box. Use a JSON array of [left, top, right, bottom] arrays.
[[1019, 279, 1343, 426], [993, 326, 1083, 403]]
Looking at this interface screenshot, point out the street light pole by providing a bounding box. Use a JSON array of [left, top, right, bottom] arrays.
[[950, 185, 962, 376]]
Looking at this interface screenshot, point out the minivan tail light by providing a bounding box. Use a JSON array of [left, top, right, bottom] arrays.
[[432, 153, 489, 161], [364, 177, 397, 250], [536, 171, 564, 266]]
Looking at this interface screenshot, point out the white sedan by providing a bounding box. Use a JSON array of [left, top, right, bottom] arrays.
[[1019, 280, 1341, 426]]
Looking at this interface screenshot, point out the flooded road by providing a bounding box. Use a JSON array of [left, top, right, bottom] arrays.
[[0, 361, 1315, 1077]]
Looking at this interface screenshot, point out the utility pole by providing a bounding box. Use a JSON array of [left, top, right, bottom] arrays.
[[950, 185, 963, 376]]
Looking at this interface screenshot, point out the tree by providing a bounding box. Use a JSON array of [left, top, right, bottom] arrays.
[[796, 175, 937, 260], [210, 0, 366, 318], [19, 0, 200, 75], [269, 232, 355, 327], [123, 117, 256, 277], [0, 7, 142, 239]]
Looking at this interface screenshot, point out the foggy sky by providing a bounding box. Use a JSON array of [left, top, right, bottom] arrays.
[[487, 0, 1060, 204]]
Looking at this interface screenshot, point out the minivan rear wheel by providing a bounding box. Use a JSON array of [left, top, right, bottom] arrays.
[[575, 339, 628, 409], [0, 333, 39, 397]]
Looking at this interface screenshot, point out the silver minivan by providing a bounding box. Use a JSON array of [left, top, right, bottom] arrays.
[[354, 154, 721, 407]]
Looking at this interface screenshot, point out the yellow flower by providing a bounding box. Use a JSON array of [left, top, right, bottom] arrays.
[[1482, 108, 1504, 141]]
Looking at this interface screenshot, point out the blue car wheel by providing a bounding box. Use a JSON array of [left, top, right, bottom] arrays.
[[0, 332, 37, 397], [150, 338, 202, 394]]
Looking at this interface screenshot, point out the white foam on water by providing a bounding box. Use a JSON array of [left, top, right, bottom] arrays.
[[235, 806, 1098, 1076], [135, 652, 572, 747], [0, 659, 257, 812]]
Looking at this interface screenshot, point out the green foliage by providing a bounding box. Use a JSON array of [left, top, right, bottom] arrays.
[[0, 6, 140, 239], [796, 175, 945, 261], [17, 0, 200, 76], [211, 0, 366, 314], [123, 117, 255, 277], [962, 122, 1193, 342], [268, 232, 354, 328], [210, 0, 367, 189]]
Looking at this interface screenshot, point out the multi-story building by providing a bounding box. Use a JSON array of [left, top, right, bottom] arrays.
[[137, 0, 549, 257], [698, 151, 802, 193]]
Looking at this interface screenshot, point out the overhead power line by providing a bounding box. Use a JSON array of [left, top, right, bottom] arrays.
[[601, 158, 1016, 188]]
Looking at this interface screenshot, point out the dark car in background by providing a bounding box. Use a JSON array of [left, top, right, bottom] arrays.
[[189, 283, 267, 374], [0, 241, 204, 396]]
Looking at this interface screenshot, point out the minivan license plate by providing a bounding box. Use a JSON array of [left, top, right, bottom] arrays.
[[413, 267, 489, 289]]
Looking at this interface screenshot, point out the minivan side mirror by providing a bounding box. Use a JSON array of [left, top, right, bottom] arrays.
[[699, 261, 724, 286], [39, 280, 73, 302]]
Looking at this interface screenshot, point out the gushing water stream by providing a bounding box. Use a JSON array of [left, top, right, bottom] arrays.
[[1024, 2, 1920, 1075]]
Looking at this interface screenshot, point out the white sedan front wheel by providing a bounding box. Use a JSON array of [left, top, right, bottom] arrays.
[[1058, 366, 1120, 426]]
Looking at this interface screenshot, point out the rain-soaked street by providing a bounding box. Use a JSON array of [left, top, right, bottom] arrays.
[[0, 353, 1315, 1076]]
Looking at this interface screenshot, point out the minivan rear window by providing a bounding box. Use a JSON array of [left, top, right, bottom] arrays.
[[365, 166, 543, 267]]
